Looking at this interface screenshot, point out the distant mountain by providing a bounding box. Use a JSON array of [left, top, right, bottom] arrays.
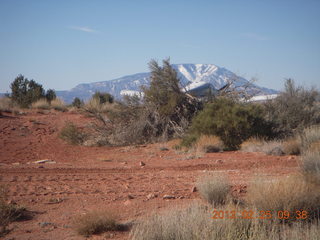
[[55, 63, 277, 103]]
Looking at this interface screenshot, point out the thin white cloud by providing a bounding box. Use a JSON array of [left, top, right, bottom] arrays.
[[68, 26, 99, 33], [242, 32, 269, 41]]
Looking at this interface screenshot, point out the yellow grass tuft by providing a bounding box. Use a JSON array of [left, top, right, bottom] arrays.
[[194, 135, 224, 155], [74, 210, 118, 237], [50, 98, 67, 111], [31, 98, 50, 109]]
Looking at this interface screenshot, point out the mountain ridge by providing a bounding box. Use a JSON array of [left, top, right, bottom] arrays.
[[54, 63, 278, 103]]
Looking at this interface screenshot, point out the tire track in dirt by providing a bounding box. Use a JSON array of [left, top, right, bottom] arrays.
[[0, 168, 201, 203]]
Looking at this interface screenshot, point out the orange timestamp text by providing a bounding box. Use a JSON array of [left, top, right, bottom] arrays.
[[211, 209, 309, 220]]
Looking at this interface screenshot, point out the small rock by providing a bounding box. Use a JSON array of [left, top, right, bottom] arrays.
[[128, 194, 134, 199], [204, 145, 220, 153], [140, 161, 146, 167], [34, 159, 56, 164], [124, 200, 132, 206], [163, 195, 175, 200], [191, 186, 197, 192], [146, 193, 158, 200], [8, 200, 17, 205], [39, 222, 53, 228], [287, 156, 295, 160], [215, 159, 223, 164], [160, 147, 169, 151], [38, 166, 44, 169], [12, 162, 20, 166]]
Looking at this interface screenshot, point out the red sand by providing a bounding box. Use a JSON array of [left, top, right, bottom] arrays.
[[0, 110, 299, 239]]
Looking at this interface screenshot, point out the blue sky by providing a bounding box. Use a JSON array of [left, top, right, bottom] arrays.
[[1, 0, 319, 93]]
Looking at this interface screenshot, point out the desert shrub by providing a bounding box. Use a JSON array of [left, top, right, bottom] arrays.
[[108, 59, 201, 145], [300, 125, 320, 152], [10, 75, 46, 108], [0, 186, 29, 237], [194, 135, 224, 154], [300, 151, 320, 184], [247, 174, 320, 220], [50, 98, 67, 111], [92, 91, 114, 104], [45, 89, 56, 103], [264, 79, 320, 137], [74, 210, 118, 236], [185, 97, 273, 150], [72, 97, 84, 108], [130, 203, 320, 240], [31, 98, 50, 109], [59, 122, 87, 145], [196, 174, 230, 206]]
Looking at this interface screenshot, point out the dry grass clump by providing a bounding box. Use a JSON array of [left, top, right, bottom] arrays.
[[194, 135, 224, 154], [84, 97, 113, 114], [130, 203, 320, 240], [247, 174, 320, 220], [0, 97, 18, 113], [31, 98, 50, 110], [196, 174, 230, 206], [301, 125, 320, 152], [240, 137, 265, 152], [130, 204, 213, 240], [165, 138, 182, 150], [74, 210, 118, 237], [0, 186, 29, 237], [59, 122, 87, 145], [241, 138, 284, 156], [300, 150, 320, 184], [282, 137, 301, 155], [50, 98, 67, 111]]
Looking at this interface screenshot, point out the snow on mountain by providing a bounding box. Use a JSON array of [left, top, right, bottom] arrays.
[[56, 64, 278, 103]]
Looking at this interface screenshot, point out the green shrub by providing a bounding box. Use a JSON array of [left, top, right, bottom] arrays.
[[10, 75, 46, 108], [72, 97, 84, 108], [45, 89, 56, 103], [59, 122, 86, 145], [185, 97, 273, 150], [92, 91, 114, 104], [196, 174, 230, 206]]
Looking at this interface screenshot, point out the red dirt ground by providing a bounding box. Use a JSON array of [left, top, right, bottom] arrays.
[[0, 110, 299, 240]]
